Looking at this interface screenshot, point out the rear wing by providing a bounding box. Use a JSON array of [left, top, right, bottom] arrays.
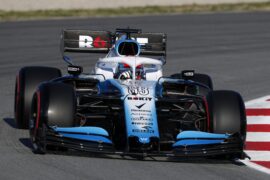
[[129, 33, 166, 57], [61, 29, 166, 56], [61, 30, 113, 53]]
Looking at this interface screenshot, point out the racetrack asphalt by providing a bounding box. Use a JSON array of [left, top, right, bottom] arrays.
[[0, 12, 270, 180]]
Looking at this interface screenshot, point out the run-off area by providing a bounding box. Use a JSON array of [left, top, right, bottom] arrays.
[[243, 95, 270, 174]]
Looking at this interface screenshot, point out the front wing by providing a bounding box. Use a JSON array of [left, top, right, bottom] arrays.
[[39, 126, 247, 159]]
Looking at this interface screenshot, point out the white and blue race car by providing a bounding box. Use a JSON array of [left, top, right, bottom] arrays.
[[14, 28, 247, 159]]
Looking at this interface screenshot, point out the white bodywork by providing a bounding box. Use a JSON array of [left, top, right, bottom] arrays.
[[93, 43, 164, 81], [95, 56, 163, 81]]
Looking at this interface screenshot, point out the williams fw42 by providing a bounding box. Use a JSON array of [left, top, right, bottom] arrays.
[[14, 28, 247, 159]]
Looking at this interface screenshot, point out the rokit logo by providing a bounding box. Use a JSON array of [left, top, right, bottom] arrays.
[[127, 97, 152, 101]]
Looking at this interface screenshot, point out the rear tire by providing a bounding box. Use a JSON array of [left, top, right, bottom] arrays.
[[192, 73, 213, 90], [15, 66, 61, 129], [171, 73, 213, 90]]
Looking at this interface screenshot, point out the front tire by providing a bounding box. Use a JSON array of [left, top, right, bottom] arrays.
[[207, 90, 246, 158], [29, 82, 76, 153], [207, 90, 246, 136], [15, 66, 61, 129]]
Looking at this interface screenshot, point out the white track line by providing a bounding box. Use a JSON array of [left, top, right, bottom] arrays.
[[240, 160, 270, 175]]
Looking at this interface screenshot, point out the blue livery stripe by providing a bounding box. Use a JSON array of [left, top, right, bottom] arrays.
[[173, 139, 225, 147], [177, 131, 229, 140], [53, 126, 109, 137], [59, 133, 112, 144]]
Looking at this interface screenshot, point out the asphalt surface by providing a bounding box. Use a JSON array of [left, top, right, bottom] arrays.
[[1, 12, 270, 180]]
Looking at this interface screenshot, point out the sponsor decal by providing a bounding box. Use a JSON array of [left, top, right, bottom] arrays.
[[132, 129, 154, 133], [136, 37, 148, 45], [127, 97, 152, 101], [135, 103, 146, 109], [115, 37, 149, 45], [79, 35, 93, 48], [139, 137, 149, 143], [141, 126, 152, 130], [131, 122, 153, 126], [131, 109, 151, 113], [93, 36, 107, 48], [131, 116, 153, 121], [67, 65, 83, 75], [79, 35, 108, 48], [182, 70, 195, 77], [131, 112, 152, 116], [67, 66, 80, 72]]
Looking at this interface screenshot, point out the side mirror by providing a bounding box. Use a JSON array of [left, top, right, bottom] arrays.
[[67, 65, 83, 76], [182, 70, 195, 80]]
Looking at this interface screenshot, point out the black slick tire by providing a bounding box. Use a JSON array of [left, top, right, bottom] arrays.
[[207, 90, 246, 136], [14, 66, 61, 129], [29, 82, 76, 153], [207, 90, 246, 159]]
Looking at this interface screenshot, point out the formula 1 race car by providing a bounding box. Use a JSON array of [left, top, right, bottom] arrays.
[[14, 28, 247, 159]]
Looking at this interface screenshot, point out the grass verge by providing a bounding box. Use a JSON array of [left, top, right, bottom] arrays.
[[1, 2, 270, 21]]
